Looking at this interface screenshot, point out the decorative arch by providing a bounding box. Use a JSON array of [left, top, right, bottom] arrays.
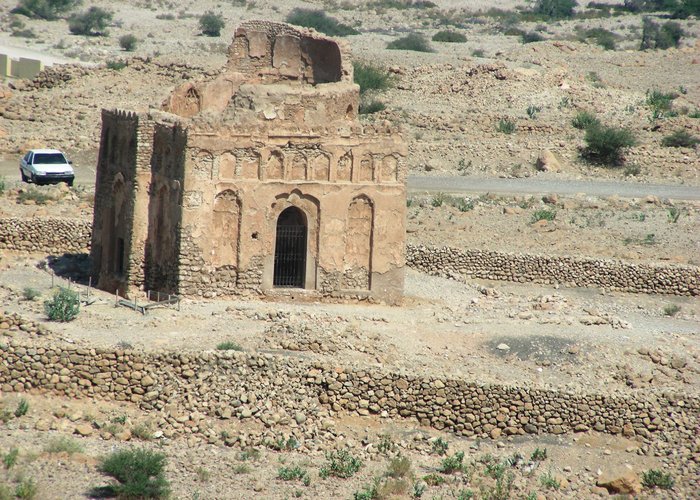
[[290, 152, 307, 180], [343, 195, 374, 290], [266, 150, 284, 180], [358, 155, 373, 182], [192, 149, 214, 179], [381, 155, 399, 182], [310, 152, 330, 181], [265, 190, 320, 291], [336, 151, 352, 182]]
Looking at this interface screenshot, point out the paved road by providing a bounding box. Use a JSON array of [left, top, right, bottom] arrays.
[[408, 175, 700, 201], [2, 157, 698, 201]]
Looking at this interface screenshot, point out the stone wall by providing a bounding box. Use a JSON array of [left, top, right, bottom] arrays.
[[407, 244, 699, 296], [1, 338, 697, 447], [0, 217, 90, 254], [2, 218, 697, 297]]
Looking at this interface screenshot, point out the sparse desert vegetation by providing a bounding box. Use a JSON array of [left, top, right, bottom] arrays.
[[0, 0, 698, 498]]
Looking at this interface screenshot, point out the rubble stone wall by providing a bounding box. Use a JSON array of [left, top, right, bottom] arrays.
[[0, 217, 91, 254], [407, 244, 699, 296], [1, 338, 697, 445], [1, 218, 697, 296]]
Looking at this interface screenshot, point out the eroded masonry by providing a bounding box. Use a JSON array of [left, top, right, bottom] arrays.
[[90, 21, 407, 303]]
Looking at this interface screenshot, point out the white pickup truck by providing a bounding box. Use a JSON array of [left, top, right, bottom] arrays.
[[19, 149, 75, 187]]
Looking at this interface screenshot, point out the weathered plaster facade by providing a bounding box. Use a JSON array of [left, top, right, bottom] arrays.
[[90, 21, 407, 304]]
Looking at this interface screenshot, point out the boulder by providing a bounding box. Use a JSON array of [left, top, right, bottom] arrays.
[[535, 149, 561, 172], [597, 468, 642, 495]]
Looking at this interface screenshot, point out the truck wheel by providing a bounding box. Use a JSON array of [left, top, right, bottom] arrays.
[[20, 170, 27, 182]]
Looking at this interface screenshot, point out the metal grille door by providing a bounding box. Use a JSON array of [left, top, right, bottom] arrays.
[[273, 224, 307, 287]]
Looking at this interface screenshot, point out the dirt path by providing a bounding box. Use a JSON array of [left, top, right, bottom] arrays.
[[408, 175, 700, 201]]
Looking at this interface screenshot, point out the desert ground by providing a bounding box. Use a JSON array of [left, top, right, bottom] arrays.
[[0, 0, 699, 498]]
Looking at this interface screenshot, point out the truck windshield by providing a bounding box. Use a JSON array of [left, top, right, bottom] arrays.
[[33, 153, 67, 165]]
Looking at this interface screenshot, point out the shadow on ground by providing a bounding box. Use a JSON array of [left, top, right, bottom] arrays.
[[487, 335, 579, 364], [44, 253, 92, 286]]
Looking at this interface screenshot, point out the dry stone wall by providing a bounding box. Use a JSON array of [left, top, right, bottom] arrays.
[[1, 338, 697, 447], [0, 217, 91, 254], [407, 244, 699, 296], [1, 217, 698, 296]]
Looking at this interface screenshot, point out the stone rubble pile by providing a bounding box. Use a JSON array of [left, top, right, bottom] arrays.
[[0, 310, 49, 337]]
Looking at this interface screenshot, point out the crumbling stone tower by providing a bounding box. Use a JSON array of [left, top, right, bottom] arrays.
[[90, 21, 407, 304]]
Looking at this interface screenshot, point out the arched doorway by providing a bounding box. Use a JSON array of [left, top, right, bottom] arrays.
[[273, 207, 307, 287]]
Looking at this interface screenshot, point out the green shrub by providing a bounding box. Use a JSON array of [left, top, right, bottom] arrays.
[[642, 469, 674, 489], [216, 341, 243, 351], [45, 436, 84, 454], [278, 465, 310, 483], [646, 89, 677, 119], [319, 450, 362, 479], [672, 0, 700, 18], [667, 206, 681, 222], [521, 31, 545, 43], [106, 59, 127, 70], [44, 287, 80, 322], [353, 61, 392, 95], [367, 0, 437, 9], [0, 176, 5, 194], [532, 0, 578, 18], [583, 27, 616, 50], [582, 124, 637, 165], [387, 33, 434, 52], [14, 398, 29, 417], [199, 11, 225, 36], [472, 48, 485, 57], [571, 110, 600, 130], [432, 30, 466, 42], [14, 478, 37, 500], [286, 8, 358, 36], [386, 456, 412, 478], [11, 27, 37, 38], [18, 188, 49, 205], [119, 34, 138, 51], [531, 209, 556, 223], [359, 99, 386, 114], [431, 437, 449, 456], [431, 192, 448, 207], [496, 118, 516, 134], [423, 473, 445, 486], [12, 0, 80, 20], [526, 105, 541, 119], [68, 7, 112, 36], [98, 448, 170, 499], [438, 451, 465, 474], [663, 304, 681, 316], [3, 448, 18, 470], [540, 470, 561, 489], [661, 129, 699, 148], [641, 17, 684, 49], [23, 287, 41, 301], [353, 482, 379, 500], [530, 448, 547, 461]]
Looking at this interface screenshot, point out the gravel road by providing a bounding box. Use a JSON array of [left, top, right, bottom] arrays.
[[408, 175, 700, 201]]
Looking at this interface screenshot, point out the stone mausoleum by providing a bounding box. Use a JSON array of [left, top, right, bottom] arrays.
[[90, 21, 407, 304]]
